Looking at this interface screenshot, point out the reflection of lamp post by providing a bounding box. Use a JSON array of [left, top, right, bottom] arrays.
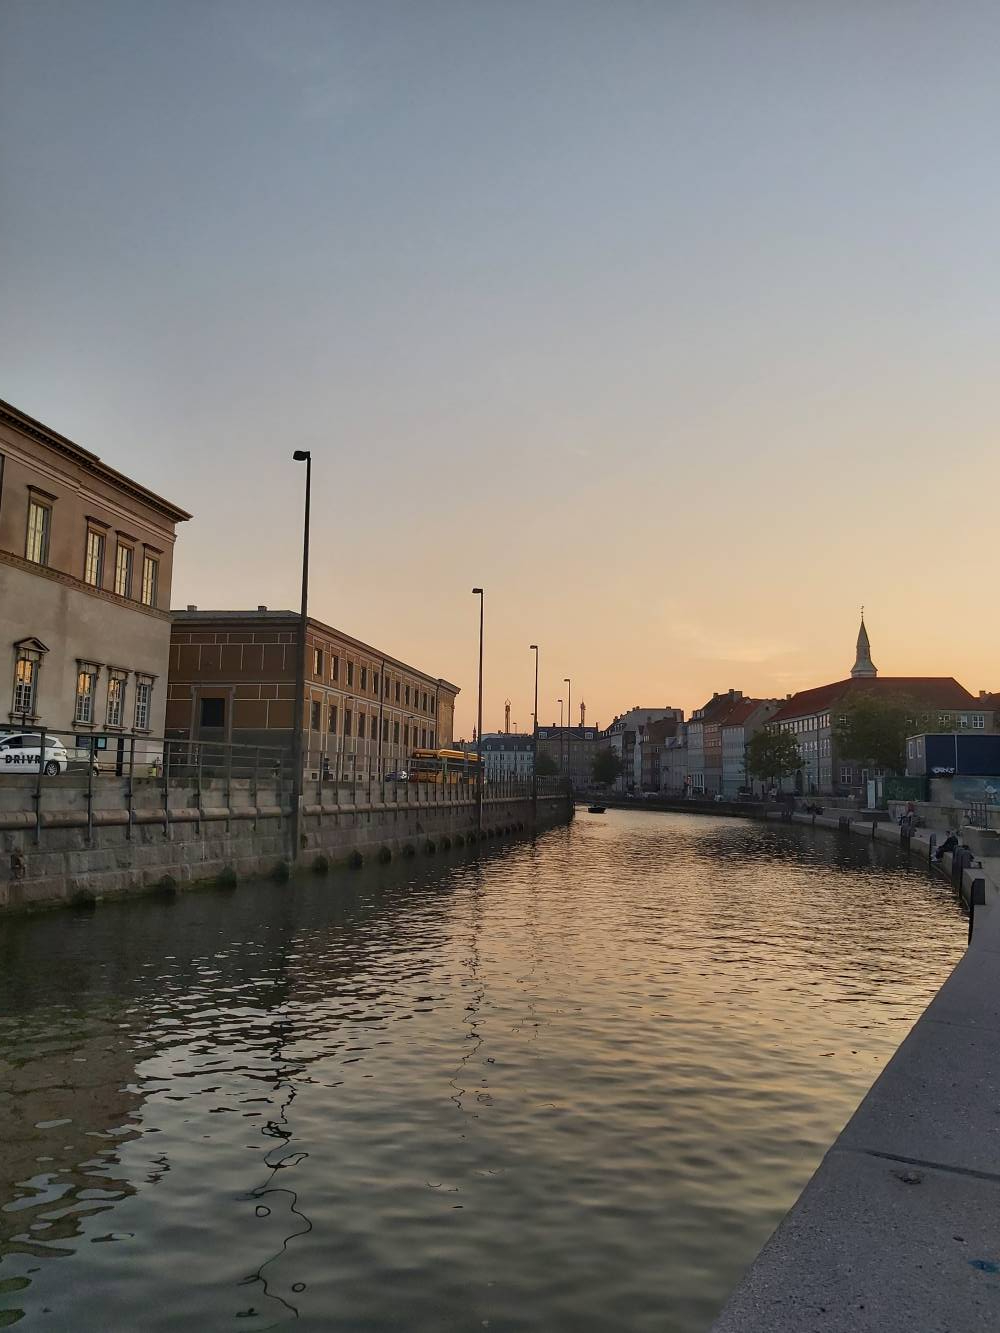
[[530, 644, 539, 809], [291, 449, 311, 860], [472, 588, 484, 833]]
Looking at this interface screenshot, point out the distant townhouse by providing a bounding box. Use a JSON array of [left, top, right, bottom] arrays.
[[720, 698, 781, 796], [478, 732, 534, 782], [636, 717, 680, 791], [602, 707, 684, 791], [659, 724, 690, 794], [766, 617, 980, 795], [1, 398, 190, 747], [167, 609, 459, 777], [535, 723, 599, 788], [685, 690, 745, 794]]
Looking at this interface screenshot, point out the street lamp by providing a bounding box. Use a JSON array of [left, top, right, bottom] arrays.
[[529, 644, 539, 808], [291, 449, 311, 859], [564, 677, 572, 790], [472, 588, 484, 832]]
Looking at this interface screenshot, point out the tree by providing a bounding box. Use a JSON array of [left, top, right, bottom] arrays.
[[592, 746, 623, 787], [535, 751, 559, 777], [746, 728, 801, 788], [833, 693, 918, 774]]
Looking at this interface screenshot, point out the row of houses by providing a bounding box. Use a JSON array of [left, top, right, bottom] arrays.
[[1, 399, 458, 771], [612, 620, 998, 798]]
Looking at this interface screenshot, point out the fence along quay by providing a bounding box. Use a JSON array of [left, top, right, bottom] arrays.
[[0, 729, 572, 911]]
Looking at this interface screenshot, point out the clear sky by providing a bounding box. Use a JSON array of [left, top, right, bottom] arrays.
[[2, 1, 998, 736]]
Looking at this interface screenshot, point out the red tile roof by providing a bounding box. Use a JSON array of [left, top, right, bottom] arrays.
[[769, 677, 977, 723]]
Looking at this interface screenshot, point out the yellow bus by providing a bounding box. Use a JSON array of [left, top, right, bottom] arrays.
[[407, 748, 481, 784]]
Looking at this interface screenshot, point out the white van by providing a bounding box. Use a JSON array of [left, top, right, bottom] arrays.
[[0, 732, 72, 776]]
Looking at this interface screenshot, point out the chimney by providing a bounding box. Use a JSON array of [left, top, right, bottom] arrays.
[[186, 604, 197, 611], [257, 605, 268, 611]]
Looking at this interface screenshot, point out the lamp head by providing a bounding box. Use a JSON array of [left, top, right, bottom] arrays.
[[472, 587, 483, 595], [292, 449, 310, 461], [530, 643, 538, 650]]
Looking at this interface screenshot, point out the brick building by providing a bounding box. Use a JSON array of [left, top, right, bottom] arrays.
[[167, 609, 459, 776]]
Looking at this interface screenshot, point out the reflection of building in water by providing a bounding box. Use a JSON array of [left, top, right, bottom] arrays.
[[1, 1026, 143, 1258]]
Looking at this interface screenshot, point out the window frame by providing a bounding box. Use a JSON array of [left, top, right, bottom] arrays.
[[74, 661, 101, 725], [25, 496, 52, 565], [84, 525, 106, 588], [140, 552, 159, 607], [12, 647, 41, 718], [114, 540, 134, 598], [133, 675, 153, 732], [105, 669, 128, 729]]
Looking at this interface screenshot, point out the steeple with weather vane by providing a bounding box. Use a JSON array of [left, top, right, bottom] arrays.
[[850, 608, 878, 678]]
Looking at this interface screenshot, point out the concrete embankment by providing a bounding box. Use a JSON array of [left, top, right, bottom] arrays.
[[1, 778, 572, 913]]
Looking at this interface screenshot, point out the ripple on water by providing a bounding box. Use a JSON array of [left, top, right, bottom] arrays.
[[0, 811, 964, 1331]]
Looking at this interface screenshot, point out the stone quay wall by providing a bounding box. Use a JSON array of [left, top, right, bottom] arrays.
[[0, 776, 572, 913]]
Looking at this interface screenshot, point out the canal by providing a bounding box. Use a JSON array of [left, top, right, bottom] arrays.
[[0, 810, 964, 1331]]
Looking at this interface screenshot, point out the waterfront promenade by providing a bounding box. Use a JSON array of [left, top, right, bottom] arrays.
[[710, 821, 1000, 1330]]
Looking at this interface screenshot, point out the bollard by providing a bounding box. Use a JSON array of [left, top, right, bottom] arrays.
[[968, 877, 987, 944]]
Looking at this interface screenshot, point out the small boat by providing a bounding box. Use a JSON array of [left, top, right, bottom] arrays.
[[587, 803, 606, 814]]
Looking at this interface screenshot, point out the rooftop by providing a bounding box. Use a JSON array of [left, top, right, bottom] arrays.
[[770, 677, 977, 723], [1, 397, 192, 524]]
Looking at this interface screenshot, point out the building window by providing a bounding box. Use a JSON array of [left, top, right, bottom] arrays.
[[403, 723, 409, 746], [344, 710, 352, 737], [359, 713, 368, 739], [141, 554, 159, 607], [360, 666, 368, 691], [431, 695, 436, 714], [114, 542, 134, 597], [25, 499, 51, 564], [311, 701, 320, 731], [839, 767, 853, 785], [332, 655, 339, 682], [429, 730, 434, 747], [314, 648, 324, 676], [394, 681, 400, 703], [421, 728, 427, 747], [134, 677, 153, 731], [84, 529, 105, 587], [405, 685, 411, 706], [12, 648, 40, 717], [200, 696, 225, 728], [373, 671, 380, 695], [328, 704, 337, 733], [106, 671, 128, 728], [973, 714, 985, 729], [393, 721, 399, 744], [382, 718, 389, 741], [75, 663, 100, 724], [347, 662, 354, 687]]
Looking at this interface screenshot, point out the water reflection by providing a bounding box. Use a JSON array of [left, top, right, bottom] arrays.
[[0, 813, 964, 1331]]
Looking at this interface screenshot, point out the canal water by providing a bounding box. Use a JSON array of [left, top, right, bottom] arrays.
[[0, 811, 964, 1331]]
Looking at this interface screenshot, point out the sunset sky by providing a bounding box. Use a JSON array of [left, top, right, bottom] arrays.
[[3, 2, 998, 736]]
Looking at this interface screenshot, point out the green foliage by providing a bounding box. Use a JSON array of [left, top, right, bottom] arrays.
[[535, 751, 559, 777], [746, 729, 801, 783], [832, 693, 918, 773], [591, 746, 623, 786]]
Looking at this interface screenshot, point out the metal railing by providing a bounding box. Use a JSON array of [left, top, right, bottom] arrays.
[[0, 727, 570, 847]]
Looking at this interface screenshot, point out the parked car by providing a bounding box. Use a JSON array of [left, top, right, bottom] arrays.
[[0, 731, 72, 776]]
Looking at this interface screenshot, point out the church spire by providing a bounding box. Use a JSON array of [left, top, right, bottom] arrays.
[[850, 609, 877, 678]]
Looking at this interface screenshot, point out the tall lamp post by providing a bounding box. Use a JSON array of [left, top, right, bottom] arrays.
[[564, 677, 572, 791], [557, 697, 564, 776], [291, 449, 311, 861], [529, 644, 539, 810], [472, 588, 484, 832]]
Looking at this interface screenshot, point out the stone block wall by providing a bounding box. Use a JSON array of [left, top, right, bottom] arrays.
[[0, 775, 572, 913]]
